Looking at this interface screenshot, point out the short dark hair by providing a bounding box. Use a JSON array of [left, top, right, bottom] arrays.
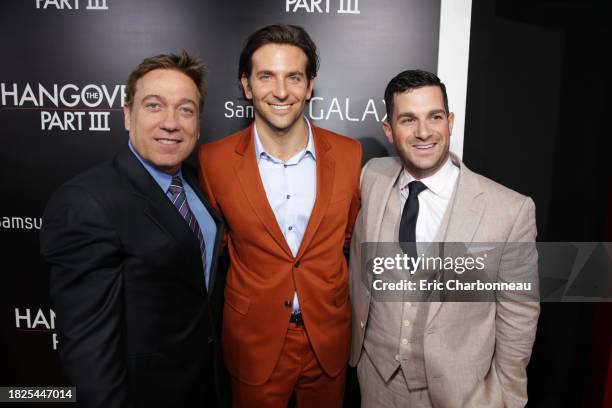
[[384, 69, 449, 121], [238, 24, 319, 85], [125, 50, 207, 112]]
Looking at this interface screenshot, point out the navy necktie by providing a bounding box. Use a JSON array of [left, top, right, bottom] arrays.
[[399, 180, 427, 257], [167, 176, 207, 286]]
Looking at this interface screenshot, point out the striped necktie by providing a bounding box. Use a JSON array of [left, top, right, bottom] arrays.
[[167, 175, 207, 286]]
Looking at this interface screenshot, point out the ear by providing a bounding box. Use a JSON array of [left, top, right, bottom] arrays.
[[382, 120, 394, 144], [240, 74, 253, 100], [448, 112, 455, 135], [306, 76, 315, 100], [123, 104, 131, 131]]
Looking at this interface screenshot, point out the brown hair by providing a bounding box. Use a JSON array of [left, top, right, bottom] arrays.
[[238, 24, 319, 86], [125, 50, 207, 112]]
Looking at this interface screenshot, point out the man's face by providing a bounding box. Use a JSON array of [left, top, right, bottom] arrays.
[[241, 44, 314, 136], [123, 68, 200, 175], [383, 85, 454, 179]]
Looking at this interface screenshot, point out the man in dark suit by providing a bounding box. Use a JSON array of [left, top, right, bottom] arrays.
[[40, 51, 225, 408]]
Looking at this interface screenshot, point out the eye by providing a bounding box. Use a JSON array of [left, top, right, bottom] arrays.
[[400, 117, 415, 124], [179, 106, 195, 116], [431, 114, 444, 121], [259, 74, 271, 81], [145, 102, 161, 111], [288, 75, 301, 83]]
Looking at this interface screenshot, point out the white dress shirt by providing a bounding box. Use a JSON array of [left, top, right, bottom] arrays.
[[254, 119, 316, 312], [399, 157, 459, 243]]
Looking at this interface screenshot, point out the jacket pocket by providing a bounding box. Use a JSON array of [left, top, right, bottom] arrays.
[[225, 285, 250, 315]]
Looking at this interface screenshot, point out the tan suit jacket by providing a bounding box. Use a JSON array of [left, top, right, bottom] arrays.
[[349, 154, 539, 407], [199, 124, 361, 385]]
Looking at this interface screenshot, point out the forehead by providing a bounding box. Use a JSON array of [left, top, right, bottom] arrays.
[[250, 44, 308, 73], [393, 85, 445, 112], [134, 68, 198, 99]]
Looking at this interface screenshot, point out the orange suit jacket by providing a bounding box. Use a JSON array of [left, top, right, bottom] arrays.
[[199, 124, 361, 385]]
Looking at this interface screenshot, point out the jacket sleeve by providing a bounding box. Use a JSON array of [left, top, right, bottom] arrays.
[[344, 141, 363, 252], [40, 185, 132, 408], [198, 147, 228, 251], [469, 197, 540, 408]]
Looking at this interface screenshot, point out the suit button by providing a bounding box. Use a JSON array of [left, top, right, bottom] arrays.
[[395, 354, 401, 361], [207, 336, 214, 344], [284, 300, 292, 308], [360, 321, 365, 329], [294, 261, 301, 268]]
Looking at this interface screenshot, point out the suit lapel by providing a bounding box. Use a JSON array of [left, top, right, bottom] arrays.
[[233, 126, 293, 258], [443, 158, 485, 244], [114, 147, 188, 243], [114, 147, 208, 294], [296, 127, 334, 259], [183, 166, 225, 293], [427, 155, 485, 325], [369, 158, 403, 243], [364, 159, 402, 289]]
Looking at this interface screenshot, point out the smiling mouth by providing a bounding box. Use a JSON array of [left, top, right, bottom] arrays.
[[414, 143, 435, 150], [155, 138, 182, 145], [269, 103, 292, 111]]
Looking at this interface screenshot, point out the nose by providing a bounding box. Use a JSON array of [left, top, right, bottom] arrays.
[[160, 109, 179, 132], [416, 120, 432, 140], [272, 78, 288, 100]]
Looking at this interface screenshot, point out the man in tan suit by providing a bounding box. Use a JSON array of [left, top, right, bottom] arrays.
[[349, 70, 539, 407]]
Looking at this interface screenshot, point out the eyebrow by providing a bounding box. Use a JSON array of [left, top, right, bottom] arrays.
[[396, 112, 416, 119], [428, 109, 447, 116], [178, 98, 197, 107], [255, 70, 305, 77], [287, 71, 305, 77], [141, 95, 197, 106], [396, 109, 447, 119]]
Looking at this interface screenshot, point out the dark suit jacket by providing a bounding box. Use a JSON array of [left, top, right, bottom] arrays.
[[40, 146, 226, 408]]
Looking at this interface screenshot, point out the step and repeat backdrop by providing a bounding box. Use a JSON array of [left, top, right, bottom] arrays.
[[0, 0, 471, 393]]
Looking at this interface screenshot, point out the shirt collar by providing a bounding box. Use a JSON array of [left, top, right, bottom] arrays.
[[128, 140, 181, 193], [400, 156, 457, 196], [253, 116, 316, 163]]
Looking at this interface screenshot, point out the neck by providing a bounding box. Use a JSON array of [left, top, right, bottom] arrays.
[[255, 116, 308, 161], [403, 154, 450, 180]]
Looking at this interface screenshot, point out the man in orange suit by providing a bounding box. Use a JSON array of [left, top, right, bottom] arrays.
[[199, 24, 361, 407]]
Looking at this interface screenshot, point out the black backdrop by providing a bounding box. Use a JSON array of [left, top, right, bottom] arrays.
[[0, 0, 442, 392], [465, 1, 611, 407], [1, 0, 611, 407]]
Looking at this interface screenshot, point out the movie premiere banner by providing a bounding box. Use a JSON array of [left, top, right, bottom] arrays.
[[0, 0, 472, 393]]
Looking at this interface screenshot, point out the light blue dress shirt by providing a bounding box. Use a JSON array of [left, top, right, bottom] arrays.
[[253, 119, 316, 312], [128, 141, 216, 288]]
